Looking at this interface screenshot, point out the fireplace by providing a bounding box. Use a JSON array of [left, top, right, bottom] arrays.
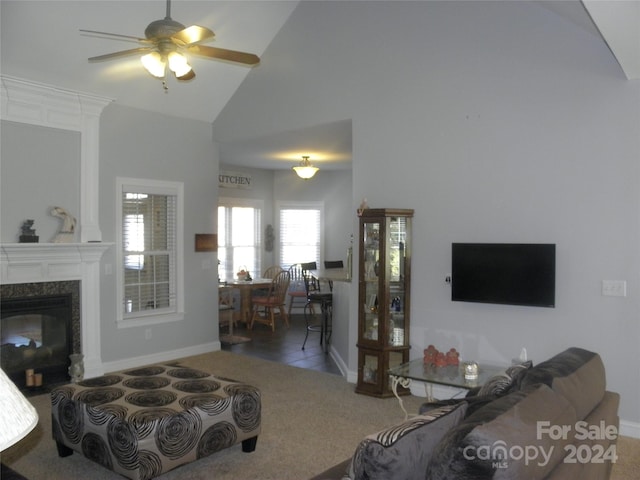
[[1, 281, 80, 389]]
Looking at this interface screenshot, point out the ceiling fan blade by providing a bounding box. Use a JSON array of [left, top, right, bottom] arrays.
[[188, 45, 260, 65], [88, 47, 154, 62], [80, 29, 150, 44], [171, 25, 215, 46]]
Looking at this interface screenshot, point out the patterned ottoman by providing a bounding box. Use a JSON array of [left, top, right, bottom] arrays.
[[50, 364, 261, 480]]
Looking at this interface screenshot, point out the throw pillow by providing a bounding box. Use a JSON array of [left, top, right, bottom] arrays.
[[345, 402, 468, 480], [476, 361, 532, 397]]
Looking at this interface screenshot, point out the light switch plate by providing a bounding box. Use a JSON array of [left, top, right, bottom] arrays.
[[602, 280, 627, 297]]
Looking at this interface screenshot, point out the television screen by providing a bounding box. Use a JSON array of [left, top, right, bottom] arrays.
[[451, 243, 555, 308]]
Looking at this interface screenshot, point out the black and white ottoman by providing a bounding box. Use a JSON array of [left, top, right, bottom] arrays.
[[51, 364, 261, 480]]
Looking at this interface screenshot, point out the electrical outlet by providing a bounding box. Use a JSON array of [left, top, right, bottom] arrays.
[[602, 280, 626, 297], [145, 328, 152, 340]]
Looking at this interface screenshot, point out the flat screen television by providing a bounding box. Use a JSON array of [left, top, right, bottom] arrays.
[[451, 243, 555, 308]]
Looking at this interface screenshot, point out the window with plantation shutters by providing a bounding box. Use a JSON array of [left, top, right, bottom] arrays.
[[278, 203, 323, 269], [218, 198, 262, 281], [117, 178, 184, 327]]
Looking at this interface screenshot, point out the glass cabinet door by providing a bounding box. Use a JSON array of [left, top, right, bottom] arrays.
[[387, 216, 408, 347], [362, 221, 380, 342]]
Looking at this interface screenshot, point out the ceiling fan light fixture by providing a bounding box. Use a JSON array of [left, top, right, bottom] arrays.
[[141, 52, 166, 77], [168, 51, 193, 77], [82, 0, 260, 86], [176, 69, 196, 81], [293, 156, 319, 179]]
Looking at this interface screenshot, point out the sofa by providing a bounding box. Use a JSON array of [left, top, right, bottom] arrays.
[[312, 347, 619, 480]]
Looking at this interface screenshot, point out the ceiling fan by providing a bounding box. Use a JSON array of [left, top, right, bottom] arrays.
[[80, 0, 259, 89]]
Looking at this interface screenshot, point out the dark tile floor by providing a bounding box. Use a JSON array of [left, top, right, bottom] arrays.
[[220, 314, 341, 375]]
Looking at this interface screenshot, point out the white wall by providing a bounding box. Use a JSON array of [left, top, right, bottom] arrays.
[[212, 1, 640, 432], [1, 121, 80, 242], [98, 103, 220, 365]]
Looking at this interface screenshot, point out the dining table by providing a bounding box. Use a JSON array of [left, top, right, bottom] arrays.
[[225, 277, 273, 325]]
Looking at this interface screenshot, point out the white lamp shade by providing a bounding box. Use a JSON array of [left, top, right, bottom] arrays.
[[293, 165, 319, 179], [141, 52, 166, 78], [293, 156, 319, 179], [0, 368, 39, 451], [168, 52, 193, 78]]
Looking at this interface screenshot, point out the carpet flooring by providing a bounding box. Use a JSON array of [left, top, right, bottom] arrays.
[[3, 350, 639, 479]]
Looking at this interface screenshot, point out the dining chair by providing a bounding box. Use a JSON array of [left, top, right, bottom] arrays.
[[287, 264, 314, 315], [218, 287, 235, 333], [263, 265, 284, 279], [249, 270, 291, 331], [302, 272, 333, 351], [254, 265, 284, 300]]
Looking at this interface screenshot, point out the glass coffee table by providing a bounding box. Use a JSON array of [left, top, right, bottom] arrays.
[[388, 358, 506, 419]]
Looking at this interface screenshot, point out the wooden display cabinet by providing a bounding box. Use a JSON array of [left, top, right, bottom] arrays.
[[355, 208, 413, 397]]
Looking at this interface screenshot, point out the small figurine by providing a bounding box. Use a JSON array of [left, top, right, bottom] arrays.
[[51, 206, 76, 243], [446, 348, 460, 366], [19, 219, 39, 243], [435, 351, 448, 367], [357, 198, 369, 216], [423, 345, 438, 365]]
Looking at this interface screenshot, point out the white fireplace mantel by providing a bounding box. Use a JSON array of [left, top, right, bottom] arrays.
[[1, 242, 113, 379]]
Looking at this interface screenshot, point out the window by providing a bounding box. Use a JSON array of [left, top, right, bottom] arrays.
[[117, 178, 184, 327], [278, 203, 323, 268], [218, 198, 262, 280]]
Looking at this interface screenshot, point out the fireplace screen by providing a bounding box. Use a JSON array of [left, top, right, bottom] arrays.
[[1, 294, 73, 387]]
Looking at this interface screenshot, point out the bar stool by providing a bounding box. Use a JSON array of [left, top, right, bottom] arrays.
[[302, 272, 332, 352]]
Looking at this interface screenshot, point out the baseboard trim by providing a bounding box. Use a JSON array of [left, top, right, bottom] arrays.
[[620, 420, 640, 439], [100, 341, 220, 374], [328, 346, 348, 378]]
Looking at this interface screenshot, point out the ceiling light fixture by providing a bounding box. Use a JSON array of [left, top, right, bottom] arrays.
[[293, 156, 319, 179], [141, 52, 166, 78], [141, 50, 194, 80]]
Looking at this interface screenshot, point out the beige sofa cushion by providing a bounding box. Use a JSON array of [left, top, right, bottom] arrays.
[[520, 347, 605, 420]]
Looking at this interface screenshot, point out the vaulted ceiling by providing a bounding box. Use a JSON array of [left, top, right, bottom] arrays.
[[1, 1, 298, 123], [1, 1, 637, 171]]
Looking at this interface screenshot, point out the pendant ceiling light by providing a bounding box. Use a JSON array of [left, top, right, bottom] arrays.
[[293, 156, 319, 179]]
